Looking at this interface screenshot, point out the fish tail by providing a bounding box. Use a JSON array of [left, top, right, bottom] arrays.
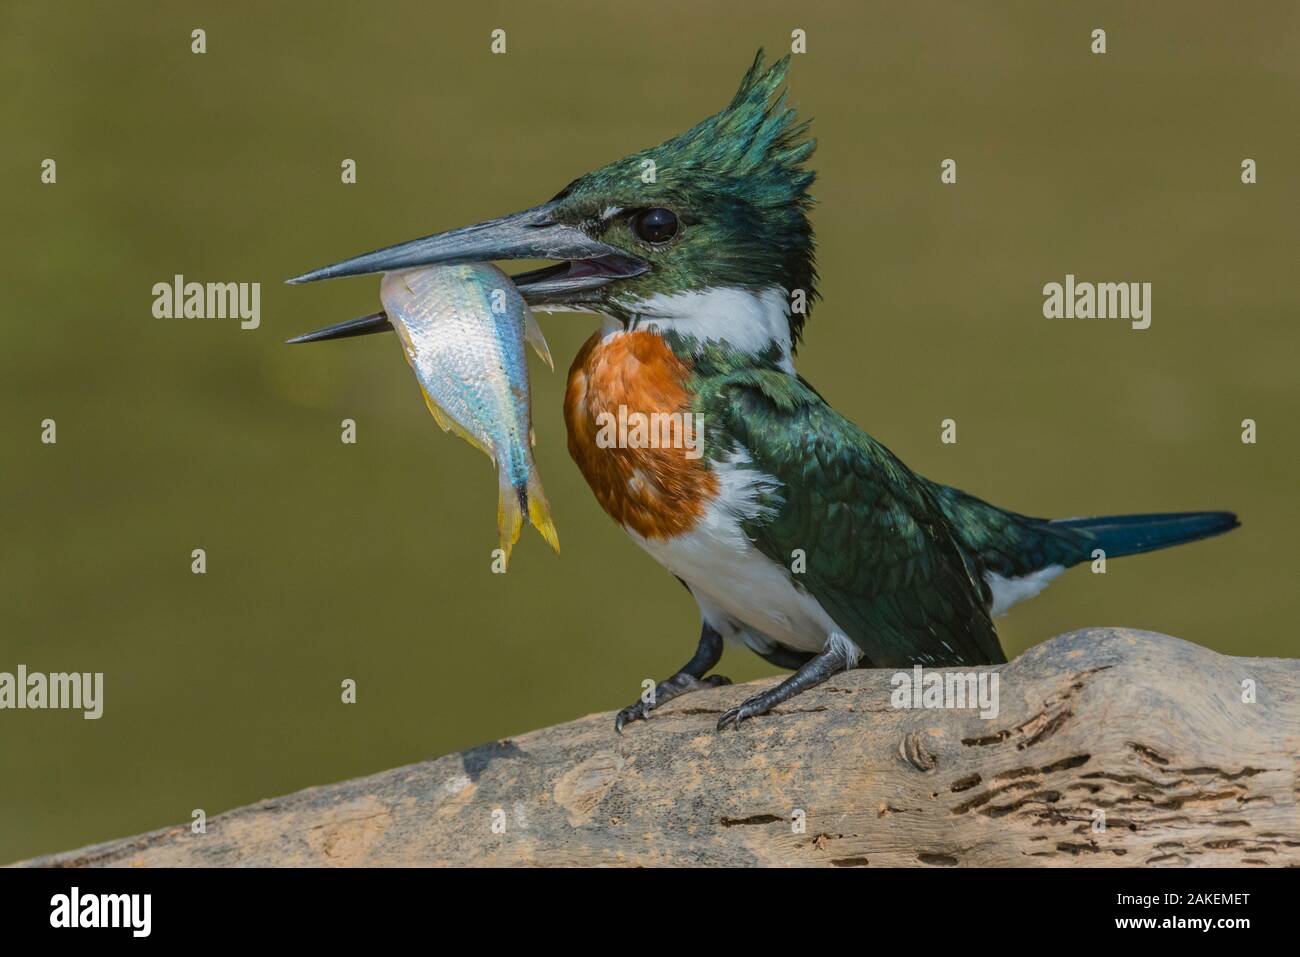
[[525, 470, 561, 554], [495, 472, 525, 569]]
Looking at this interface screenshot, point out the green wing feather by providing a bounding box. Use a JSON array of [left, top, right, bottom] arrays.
[[922, 482, 1091, 582], [700, 369, 1005, 668]]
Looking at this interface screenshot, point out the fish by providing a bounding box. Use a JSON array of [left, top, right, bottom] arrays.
[[379, 263, 559, 565]]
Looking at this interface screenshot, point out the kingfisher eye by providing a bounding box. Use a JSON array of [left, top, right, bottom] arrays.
[[632, 207, 679, 244]]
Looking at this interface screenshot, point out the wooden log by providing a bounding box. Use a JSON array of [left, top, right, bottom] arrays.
[[18, 628, 1299, 867]]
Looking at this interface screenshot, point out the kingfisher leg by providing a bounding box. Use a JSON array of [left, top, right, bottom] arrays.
[[717, 639, 856, 731], [614, 623, 731, 733]]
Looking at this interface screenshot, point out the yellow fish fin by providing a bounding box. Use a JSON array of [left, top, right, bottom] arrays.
[[524, 310, 554, 372], [525, 471, 561, 554], [495, 472, 526, 570], [421, 392, 454, 432], [421, 390, 495, 464]]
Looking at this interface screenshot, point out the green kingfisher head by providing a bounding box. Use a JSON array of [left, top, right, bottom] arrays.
[[288, 50, 817, 363]]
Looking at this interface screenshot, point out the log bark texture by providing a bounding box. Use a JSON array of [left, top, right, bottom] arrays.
[[19, 628, 1300, 867]]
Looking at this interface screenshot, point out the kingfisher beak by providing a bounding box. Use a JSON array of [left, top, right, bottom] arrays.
[[285, 201, 647, 344]]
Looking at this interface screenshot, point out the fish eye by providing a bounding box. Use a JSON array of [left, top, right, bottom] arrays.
[[632, 207, 679, 244]]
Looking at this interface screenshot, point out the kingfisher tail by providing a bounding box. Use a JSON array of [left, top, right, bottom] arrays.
[[1050, 510, 1239, 560], [925, 479, 1240, 588]]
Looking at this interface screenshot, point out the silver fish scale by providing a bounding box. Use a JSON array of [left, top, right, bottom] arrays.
[[381, 265, 533, 487]]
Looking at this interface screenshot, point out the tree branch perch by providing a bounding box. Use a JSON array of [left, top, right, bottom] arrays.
[[19, 628, 1300, 867]]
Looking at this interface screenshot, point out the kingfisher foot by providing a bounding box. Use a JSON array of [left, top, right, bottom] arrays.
[[614, 622, 729, 734], [717, 640, 854, 731], [717, 683, 802, 729], [615, 673, 731, 733], [716, 693, 775, 731]]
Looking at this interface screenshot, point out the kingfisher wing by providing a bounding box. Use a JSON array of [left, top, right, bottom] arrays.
[[712, 372, 1004, 667]]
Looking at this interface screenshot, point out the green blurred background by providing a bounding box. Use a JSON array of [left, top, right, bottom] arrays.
[[2, 0, 1296, 862]]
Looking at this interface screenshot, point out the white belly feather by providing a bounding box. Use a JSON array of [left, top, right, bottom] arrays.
[[628, 453, 854, 656]]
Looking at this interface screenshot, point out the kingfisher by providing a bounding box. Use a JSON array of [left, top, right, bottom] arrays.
[[287, 51, 1239, 732]]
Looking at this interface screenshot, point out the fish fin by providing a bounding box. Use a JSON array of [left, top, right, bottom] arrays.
[[421, 392, 454, 433], [525, 471, 561, 554], [524, 310, 554, 372], [496, 473, 525, 569], [421, 390, 496, 464]]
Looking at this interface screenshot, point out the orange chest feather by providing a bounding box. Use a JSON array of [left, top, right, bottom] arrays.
[[564, 331, 718, 540]]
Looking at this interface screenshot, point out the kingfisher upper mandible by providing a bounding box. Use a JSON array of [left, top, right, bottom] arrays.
[[287, 51, 1239, 732]]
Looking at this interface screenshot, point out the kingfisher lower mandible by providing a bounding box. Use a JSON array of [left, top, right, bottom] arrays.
[[287, 51, 1239, 733]]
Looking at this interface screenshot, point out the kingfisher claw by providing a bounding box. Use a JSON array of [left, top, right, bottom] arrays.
[[614, 673, 731, 734], [716, 643, 854, 732], [613, 706, 640, 735], [716, 697, 767, 731]]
